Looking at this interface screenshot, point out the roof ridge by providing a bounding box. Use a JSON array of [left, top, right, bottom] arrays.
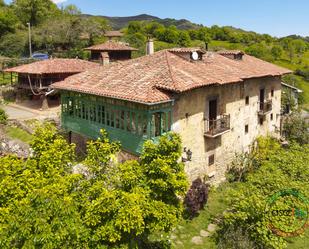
[[164, 50, 179, 91]]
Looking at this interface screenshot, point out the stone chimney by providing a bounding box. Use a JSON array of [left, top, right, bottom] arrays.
[[146, 38, 154, 55], [101, 52, 110, 65]]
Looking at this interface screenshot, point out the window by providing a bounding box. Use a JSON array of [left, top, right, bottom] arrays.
[[271, 89, 274, 97], [208, 154, 215, 166], [245, 96, 249, 105], [259, 117, 264, 125], [270, 113, 273, 121], [245, 125, 249, 134]]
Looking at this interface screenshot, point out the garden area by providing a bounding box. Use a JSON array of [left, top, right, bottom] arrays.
[[0, 107, 308, 248]]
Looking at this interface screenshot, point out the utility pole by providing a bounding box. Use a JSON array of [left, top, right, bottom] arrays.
[[27, 22, 32, 58]]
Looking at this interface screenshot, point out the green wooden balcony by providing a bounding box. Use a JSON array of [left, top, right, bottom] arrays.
[[60, 91, 173, 155]]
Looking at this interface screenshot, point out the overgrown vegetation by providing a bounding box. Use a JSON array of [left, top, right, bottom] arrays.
[[0, 123, 188, 248], [217, 137, 309, 249], [0, 107, 7, 124], [4, 125, 33, 143]]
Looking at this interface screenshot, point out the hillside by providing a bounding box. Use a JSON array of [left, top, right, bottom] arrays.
[[83, 14, 201, 30]]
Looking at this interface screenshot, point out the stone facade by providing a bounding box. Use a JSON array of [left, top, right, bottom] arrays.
[[172, 76, 282, 183]]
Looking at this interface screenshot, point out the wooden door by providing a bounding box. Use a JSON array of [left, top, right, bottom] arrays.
[[260, 88, 265, 110], [209, 99, 217, 130]]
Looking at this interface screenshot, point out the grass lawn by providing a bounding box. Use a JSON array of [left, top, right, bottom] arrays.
[[286, 229, 309, 249], [4, 126, 33, 143], [170, 182, 235, 249], [171, 181, 308, 249]]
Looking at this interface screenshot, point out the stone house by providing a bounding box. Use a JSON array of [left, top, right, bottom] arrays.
[[52, 47, 291, 182]]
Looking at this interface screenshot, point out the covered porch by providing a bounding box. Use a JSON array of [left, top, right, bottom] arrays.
[[61, 91, 173, 154]]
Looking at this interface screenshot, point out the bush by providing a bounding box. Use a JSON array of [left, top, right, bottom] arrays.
[[226, 151, 258, 182], [216, 224, 264, 249], [0, 107, 8, 124], [283, 112, 309, 145], [184, 178, 209, 218]]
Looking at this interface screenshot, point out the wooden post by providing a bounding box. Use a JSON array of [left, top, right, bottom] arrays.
[[40, 94, 49, 110]]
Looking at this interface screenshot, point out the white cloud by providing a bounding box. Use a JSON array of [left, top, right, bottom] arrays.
[[52, 0, 67, 4]]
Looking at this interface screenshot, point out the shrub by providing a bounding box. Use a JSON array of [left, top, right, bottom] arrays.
[[184, 178, 209, 218], [283, 112, 309, 145], [0, 107, 8, 124], [216, 224, 264, 249]]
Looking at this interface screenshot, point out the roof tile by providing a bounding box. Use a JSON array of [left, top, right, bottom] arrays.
[[52, 49, 291, 104]]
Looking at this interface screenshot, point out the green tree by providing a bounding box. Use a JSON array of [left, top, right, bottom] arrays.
[[11, 0, 60, 26], [0, 5, 19, 37], [0, 124, 188, 248], [83, 131, 188, 246], [271, 45, 283, 60], [0, 31, 28, 57], [178, 31, 191, 47], [127, 21, 143, 34]]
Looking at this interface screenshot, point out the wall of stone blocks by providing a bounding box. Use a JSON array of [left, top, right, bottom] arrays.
[[172, 76, 282, 183]]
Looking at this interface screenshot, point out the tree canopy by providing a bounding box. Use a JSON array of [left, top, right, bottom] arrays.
[[0, 123, 188, 248]]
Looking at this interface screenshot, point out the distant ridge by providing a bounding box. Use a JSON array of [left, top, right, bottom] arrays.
[[82, 14, 202, 30]]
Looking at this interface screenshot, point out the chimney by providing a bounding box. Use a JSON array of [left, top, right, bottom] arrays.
[[101, 52, 110, 65], [146, 38, 154, 55]]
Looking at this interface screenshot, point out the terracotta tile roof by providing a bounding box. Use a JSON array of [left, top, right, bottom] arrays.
[[217, 50, 245, 55], [104, 30, 123, 37], [4, 58, 100, 75], [85, 41, 138, 51], [168, 47, 206, 54], [52, 49, 292, 104]]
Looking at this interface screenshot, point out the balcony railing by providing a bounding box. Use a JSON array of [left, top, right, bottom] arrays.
[[258, 100, 272, 115], [204, 114, 230, 138]]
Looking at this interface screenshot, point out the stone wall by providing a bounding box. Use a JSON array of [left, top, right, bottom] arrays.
[[172, 76, 282, 183]]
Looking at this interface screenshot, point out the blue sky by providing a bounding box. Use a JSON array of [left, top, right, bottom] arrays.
[[5, 0, 309, 37]]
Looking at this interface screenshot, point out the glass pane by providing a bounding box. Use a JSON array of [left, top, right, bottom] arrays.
[[110, 110, 115, 127], [98, 105, 101, 123], [82, 102, 86, 119], [120, 111, 125, 130], [168, 111, 172, 131], [102, 106, 105, 124], [126, 111, 131, 132], [115, 110, 120, 129], [131, 112, 136, 133], [143, 114, 148, 136], [106, 108, 110, 126]]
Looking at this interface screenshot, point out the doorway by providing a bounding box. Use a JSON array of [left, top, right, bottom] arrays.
[[259, 88, 265, 111]]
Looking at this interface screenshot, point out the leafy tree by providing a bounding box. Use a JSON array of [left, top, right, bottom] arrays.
[[0, 124, 188, 248], [127, 21, 144, 34], [178, 31, 191, 47], [271, 45, 283, 60], [11, 0, 60, 26], [83, 132, 188, 246], [0, 6, 19, 37], [245, 42, 270, 60], [0, 31, 28, 57]]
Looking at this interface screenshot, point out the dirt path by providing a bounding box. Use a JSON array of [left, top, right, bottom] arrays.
[[0, 103, 60, 121]]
